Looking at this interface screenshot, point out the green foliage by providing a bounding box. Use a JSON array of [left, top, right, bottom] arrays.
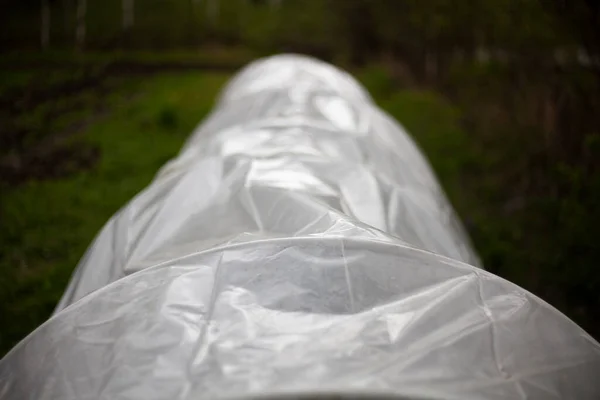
[[0, 70, 229, 355], [357, 65, 397, 99], [157, 105, 179, 129]]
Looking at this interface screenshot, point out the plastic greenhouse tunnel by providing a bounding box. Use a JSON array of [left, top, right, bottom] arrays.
[[1, 55, 599, 400]]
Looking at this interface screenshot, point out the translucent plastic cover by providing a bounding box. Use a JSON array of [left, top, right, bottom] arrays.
[[1, 55, 599, 399]]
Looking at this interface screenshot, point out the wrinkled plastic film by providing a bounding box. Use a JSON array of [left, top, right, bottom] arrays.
[[1, 55, 599, 399]]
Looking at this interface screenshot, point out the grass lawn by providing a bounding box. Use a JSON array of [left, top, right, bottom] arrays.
[[0, 70, 230, 354]]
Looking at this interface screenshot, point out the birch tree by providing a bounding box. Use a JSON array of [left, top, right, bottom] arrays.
[[76, 0, 86, 50], [206, 0, 219, 26], [123, 0, 134, 31]]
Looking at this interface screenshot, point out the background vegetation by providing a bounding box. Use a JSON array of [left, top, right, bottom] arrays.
[[1, 0, 599, 355]]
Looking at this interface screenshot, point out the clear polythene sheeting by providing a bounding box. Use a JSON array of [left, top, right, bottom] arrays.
[[1, 56, 599, 400]]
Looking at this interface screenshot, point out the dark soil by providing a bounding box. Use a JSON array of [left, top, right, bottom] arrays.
[[0, 140, 100, 185], [0, 59, 244, 187]]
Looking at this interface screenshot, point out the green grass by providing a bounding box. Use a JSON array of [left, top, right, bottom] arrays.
[[0, 71, 230, 355]]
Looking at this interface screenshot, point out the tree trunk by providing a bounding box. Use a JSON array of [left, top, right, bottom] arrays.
[[188, 0, 200, 46], [206, 0, 219, 26], [424, 49, 438, 84], [63, 0, 71, 42], [76, 0, 86, 50], [237, 0, 248, 30], [41, 0, 50, 50], [190, 0, 201, 12], [123, 0, 134, 31], [63, 0, 70, 31]]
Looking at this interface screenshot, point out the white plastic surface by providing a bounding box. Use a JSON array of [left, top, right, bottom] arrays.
[[1, 55, 599, 400]]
